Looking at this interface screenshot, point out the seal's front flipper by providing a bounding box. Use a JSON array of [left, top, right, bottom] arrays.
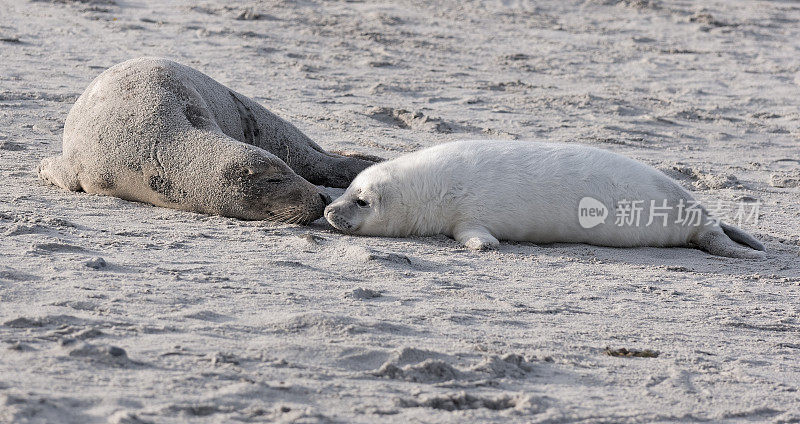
[[454, 226, 499, 251], [38, 155, 82, 192]]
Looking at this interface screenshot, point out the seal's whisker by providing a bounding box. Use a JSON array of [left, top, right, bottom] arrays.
[[274, 213, 294, 223], [271, 209, 291, 218], [290, 211, 307, 225], [272, 207, 303, 224], [270, 206, 295, 219]]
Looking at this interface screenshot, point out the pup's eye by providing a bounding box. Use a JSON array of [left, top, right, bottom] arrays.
[[355, 199, 369, 207]]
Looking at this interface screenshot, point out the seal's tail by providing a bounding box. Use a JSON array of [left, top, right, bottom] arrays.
[[692, 223, 765, 259]]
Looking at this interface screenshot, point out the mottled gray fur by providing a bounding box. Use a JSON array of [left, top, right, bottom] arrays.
[[39, 57, 378, 223]]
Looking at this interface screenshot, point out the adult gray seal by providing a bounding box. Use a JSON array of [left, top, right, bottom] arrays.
[[39, 57, 379, 224], [324, 140, 766, 258]]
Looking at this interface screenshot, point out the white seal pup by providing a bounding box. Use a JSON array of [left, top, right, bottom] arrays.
[[38, 57, 379, 223], [324, 140, 765, 258]]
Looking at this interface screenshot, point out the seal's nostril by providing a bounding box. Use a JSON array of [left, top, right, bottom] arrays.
[[319, 192, 332, 206]]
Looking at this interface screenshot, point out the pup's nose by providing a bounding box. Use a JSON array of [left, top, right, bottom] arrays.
[[319, 192, 332, 206]]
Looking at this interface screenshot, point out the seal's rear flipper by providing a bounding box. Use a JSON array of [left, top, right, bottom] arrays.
[[692, 227, 766, 259], [38, 156, 83, 192], [331, 150, 384, 164], [720, 222, 765, 252], [304, 151, 382, 188]]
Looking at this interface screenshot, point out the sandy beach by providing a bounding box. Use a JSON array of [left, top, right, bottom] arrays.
[[1, 0, 799, 422]]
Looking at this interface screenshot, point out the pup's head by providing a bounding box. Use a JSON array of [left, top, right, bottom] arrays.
[[324, 165, 404, 236]]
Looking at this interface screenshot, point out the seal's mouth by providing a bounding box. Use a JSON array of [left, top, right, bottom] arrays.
[[324, 210, 357, 233]]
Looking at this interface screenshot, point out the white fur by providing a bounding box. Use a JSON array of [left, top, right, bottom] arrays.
[[325, 140, 765, 258]]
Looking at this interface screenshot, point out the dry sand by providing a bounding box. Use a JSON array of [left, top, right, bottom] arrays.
[[1, 0, 799, 422]]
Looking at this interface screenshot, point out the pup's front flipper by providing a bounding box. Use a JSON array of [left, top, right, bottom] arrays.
[[454, 226, 499, 251]]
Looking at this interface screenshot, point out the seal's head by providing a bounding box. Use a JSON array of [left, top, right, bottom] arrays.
[[171, 144, 331, 224], [324, 164, 412, 236], [222, 155, 330, 224]]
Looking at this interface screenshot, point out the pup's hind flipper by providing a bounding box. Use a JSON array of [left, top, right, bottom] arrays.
[[693, 227, 765, 259], [720, 222, 765, 252]]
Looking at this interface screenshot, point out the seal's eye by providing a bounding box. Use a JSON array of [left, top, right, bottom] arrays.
[[355, 198, 369, 207]]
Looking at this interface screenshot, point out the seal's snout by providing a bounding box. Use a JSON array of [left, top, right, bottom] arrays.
[[319, 192, 332, 206], [324, 203, 353, 232], [323, 204, 335, 222]]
